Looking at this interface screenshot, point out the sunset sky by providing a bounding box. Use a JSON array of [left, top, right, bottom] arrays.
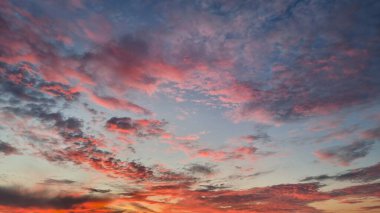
[[0, 0, 379, 212]]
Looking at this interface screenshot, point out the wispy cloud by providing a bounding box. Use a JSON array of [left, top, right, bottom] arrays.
[[315, 140, 375, 166]]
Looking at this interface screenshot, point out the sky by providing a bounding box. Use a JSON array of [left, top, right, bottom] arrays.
[[0, 0, 379, 212]]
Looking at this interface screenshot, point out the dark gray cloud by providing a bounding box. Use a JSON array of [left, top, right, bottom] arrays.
[[329, 182, 380, 198], [3, 104, 83, 139], [86, 188, 111, 194], [0, 62, 79, 104], [229, 170, 273, 180], [301, 162, 380, 183], [197, 183, 230, 192], [106, 117, 136, 131], [362, 126, 380, 140], [41, 179, 76, 185], [0, 140, 18, 155], [185, 163, 216, 176], [240, 132, 271, 143], [105, 116, 168, 138], [315, 140, 375, 166], [0, 186, 107, 209]]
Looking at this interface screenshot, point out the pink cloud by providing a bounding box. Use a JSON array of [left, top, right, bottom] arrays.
[[89, 93, 151, 115]]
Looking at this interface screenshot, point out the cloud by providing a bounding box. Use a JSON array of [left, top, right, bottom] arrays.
[[197, 183, 328, 212], [0, 181, 379, 213], [41, 179, 76, 185], [229, 170, 274, 180], [0, 1, 380, 212], [0, 7, 150, 117], [0, 186, 108, 209], [240, 132, 271, 143], [145, 182, 331, 212], [314, 126, 358, 143], [362, 126, 380, 140], [2, 0, 380, 127], [0, 63, 156, 182], [40, 135, 154, 180], [0, 62, 72, 104], [196, 145, 258, 162], [0, 140, 18, 155], [1, 96, 154, 182], [330, 183, 380, 198], [197, 184, 230, 192], [362, 205, 380, 211], [80, 34, 184, 95], [152, 167, 197, 187], [301, 162, 380, 182], [86, 188, 111, 194], [315, 140, 375, 166], [214, 1, 380, 124], [105, 117, 169, 138], [87, 92, 152, 115], [3, 105, 83, 139], [185, 163, 216, 176], [37, 82, 79, 101]]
